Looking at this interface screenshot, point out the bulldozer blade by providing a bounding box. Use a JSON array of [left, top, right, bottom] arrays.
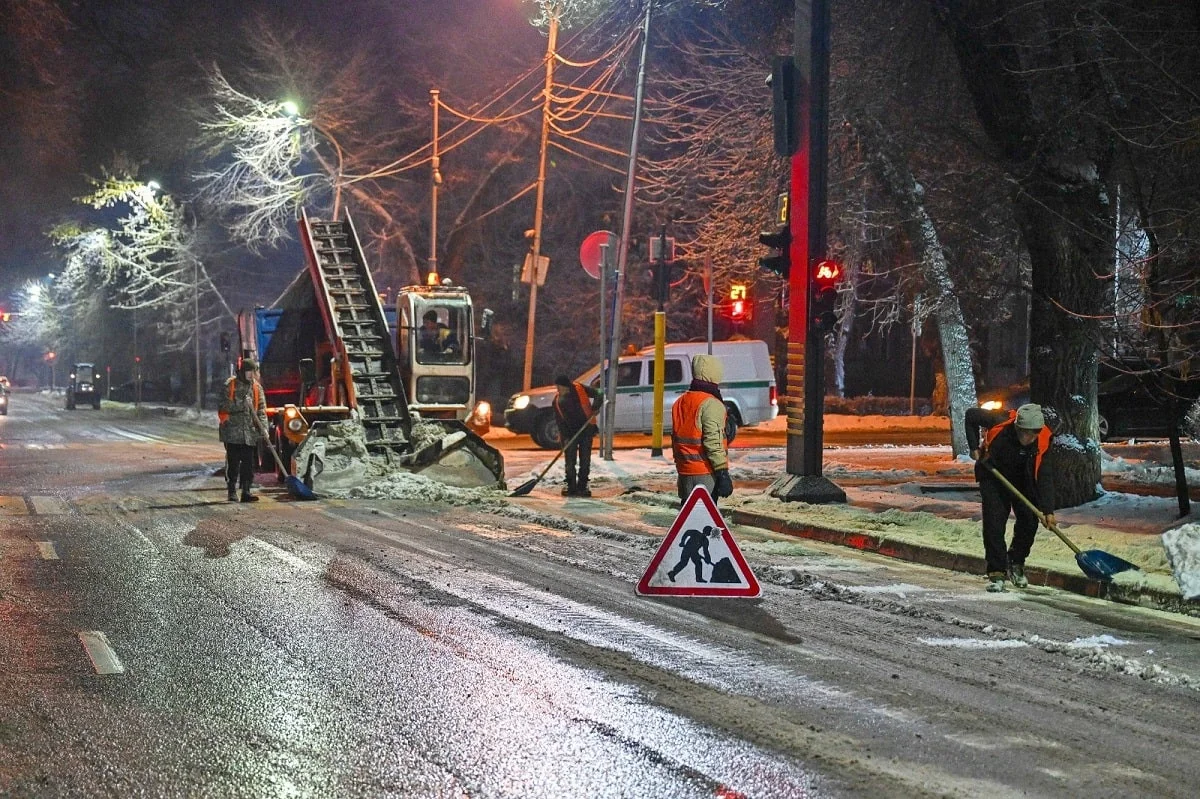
[[407, 423, 505, 489]]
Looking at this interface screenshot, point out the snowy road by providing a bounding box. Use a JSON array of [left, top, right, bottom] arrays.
[[3, 391, 1200, 797]]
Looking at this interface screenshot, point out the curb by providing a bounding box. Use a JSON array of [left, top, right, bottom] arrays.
[[727, 508, 1200, 619]]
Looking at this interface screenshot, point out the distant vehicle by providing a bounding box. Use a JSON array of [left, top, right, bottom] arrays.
[[110, 379, 171, 404], [66, 363, 102, 410], [0, 379, 8, 416], [977, 360, 1200, 440], [505, 340, 779, 449]]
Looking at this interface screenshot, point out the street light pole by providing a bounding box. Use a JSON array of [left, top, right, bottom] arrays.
[[603, 0, 654, 459], [429, 88, 442, 281], [522, 8, 559, 391]]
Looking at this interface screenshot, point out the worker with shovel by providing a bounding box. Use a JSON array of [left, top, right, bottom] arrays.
[[553, 375, 602, 497], [966, 403, 1056, 592], [219, 358, 269, 503]]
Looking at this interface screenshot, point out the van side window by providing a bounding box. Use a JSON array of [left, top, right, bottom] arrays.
[[664, 359, 684, 384], [617, 361, 642, 387]]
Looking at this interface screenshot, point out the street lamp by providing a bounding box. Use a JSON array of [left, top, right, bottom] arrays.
[[279, 98, 345, 219]]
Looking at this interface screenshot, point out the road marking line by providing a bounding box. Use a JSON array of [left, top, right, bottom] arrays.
[[0, 496, 29, 515], [29, 496, 70, 515], [247, 538, 318, 573], [36, 541, 60, 560], [100, 426, 163, 442], [78, 631, 125, 675]]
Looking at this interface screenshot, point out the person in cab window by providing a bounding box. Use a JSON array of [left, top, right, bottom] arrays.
[[418, 309, 458, 360]]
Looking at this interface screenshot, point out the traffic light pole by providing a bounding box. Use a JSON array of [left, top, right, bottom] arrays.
[[769, 0, 845, 504]]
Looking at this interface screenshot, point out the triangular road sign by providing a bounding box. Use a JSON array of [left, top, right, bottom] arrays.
[[636, 486, 761, 597]]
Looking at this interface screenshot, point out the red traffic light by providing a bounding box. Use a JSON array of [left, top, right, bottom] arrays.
[[813, 259, 842, 284], [731, 299, 746, 319]]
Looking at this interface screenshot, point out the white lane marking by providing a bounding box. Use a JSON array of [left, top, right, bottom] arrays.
[[78, 631, 125, 675], [919, 637, 1029, 650], [36, 541, 60, 560], [29, 496, 70, 515], [246, 537, 318, 573], [99, 426, 163, 443]]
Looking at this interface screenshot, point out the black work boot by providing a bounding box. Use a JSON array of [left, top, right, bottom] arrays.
[[227, 481, 238, 502], [240, 485, 259, 503]]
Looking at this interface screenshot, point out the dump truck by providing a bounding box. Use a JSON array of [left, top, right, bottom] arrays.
[[236, 209, 504, 492]]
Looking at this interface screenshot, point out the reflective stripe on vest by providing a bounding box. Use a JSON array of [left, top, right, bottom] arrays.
[[553, 381, 592, 421], [672, 390, 716, 475], [983, 410, 1051, 478], [218, 379, 262, 425]]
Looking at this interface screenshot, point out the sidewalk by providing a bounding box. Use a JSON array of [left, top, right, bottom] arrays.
[[496, 422, 1199, 618]]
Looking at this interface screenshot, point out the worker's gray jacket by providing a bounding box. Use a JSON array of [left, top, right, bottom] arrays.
[[218, 377, 268, 446]]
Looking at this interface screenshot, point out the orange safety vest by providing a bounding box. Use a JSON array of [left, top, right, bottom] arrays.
[[672, 390, 723, 476], [218, 379, 262, 424], [553, 381, 592, 421], [983, 410, 1052, 478]]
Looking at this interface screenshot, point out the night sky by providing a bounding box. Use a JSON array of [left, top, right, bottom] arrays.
[[0, 0, 546, 307]]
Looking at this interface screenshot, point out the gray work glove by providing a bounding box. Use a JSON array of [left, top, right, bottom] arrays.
[[713, 469, 733, 499]]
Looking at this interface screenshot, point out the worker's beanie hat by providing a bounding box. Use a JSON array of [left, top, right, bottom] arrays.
[[1015, 403, 1045, 430], [692, 354, 724, 384], [423, 310, 438, 322], [240, 358, 259, 374], [554, 375, 572, 387]]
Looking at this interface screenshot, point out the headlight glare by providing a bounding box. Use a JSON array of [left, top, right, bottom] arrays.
[[513, 395, 530, 410]]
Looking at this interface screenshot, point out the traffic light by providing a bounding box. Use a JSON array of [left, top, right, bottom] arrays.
[[758, 226, 791, 277], [728, 283, 750, 323], [811, 259, 842, 332]]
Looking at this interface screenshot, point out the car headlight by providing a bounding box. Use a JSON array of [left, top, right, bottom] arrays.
[[980, 400, 1003, 411], [512, 394, 530, 410]]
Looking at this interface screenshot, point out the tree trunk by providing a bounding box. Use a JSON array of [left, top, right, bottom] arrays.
[[862, 118, 977, 455], [1016, 188, 1107, 507]]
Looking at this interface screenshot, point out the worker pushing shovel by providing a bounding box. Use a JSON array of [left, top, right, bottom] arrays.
[[965, 403, 1138, 591]]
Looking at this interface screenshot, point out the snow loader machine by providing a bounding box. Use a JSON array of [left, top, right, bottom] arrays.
[[237, 209, 504, 493]]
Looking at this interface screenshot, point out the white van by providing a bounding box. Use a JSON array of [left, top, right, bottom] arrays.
[[504, 340, 778, 449]]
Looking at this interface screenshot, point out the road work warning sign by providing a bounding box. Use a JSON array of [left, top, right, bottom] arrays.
[[636, 486, 761, 597]]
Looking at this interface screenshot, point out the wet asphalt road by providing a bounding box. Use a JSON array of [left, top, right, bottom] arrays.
[[3, 390, 1200, 798]]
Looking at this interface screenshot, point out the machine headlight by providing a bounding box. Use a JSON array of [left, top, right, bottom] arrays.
[[512, 394, 531, 410], [287, 418, 304, 432], [472, 401, 491, 422], [980, 400, 1003, 411]]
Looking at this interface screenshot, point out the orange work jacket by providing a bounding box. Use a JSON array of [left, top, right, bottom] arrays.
[[671, 390, 722, 476], [983, 410, 1052, 478], [217, 379, 262, 424]]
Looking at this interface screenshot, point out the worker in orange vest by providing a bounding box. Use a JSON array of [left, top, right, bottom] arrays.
[[965, 403, 1056, 592], [219, 359, 268, 502], [553, 375, 602, 497], [671, 354, 732, 501]]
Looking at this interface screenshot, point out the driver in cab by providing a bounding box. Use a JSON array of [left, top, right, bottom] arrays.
[[418, 309, 459, 360]]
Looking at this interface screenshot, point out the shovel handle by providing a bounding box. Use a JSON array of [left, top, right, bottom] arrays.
[[979, 460, 1082, 555]]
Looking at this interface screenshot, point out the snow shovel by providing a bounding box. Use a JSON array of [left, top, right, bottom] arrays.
[[250, 410, 317, 501], [980, 460, 1138, 581], [510, 419, 596, 498]]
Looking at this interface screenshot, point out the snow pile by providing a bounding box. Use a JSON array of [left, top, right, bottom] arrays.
[[1162, 523, 1200, 600]]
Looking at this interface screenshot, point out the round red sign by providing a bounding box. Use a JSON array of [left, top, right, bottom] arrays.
[[579, 230, 619, 280]]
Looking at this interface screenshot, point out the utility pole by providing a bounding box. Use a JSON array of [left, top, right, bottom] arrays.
[[522, 9, 559, 391], [429, 88, 442, 281], [603, 0, 654, 458]]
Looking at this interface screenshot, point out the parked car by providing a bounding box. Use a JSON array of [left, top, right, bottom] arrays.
[[110, 379, 171, 404], [66, 363, 102, 409], [505, 340, 779, 449]]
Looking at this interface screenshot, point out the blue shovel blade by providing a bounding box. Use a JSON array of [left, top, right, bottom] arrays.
[[1077, 549, 1139, 582]]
